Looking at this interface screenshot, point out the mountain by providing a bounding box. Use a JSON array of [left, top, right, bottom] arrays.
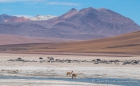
[[29, 15, 57, 21], [0, 14, 29, 22], [47, 7, 140, 37], [0, 7, 140, 40], [1, 30, 140, 55]]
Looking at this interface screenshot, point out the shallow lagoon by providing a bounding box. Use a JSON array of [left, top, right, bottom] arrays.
[[0, 76, 139, 86]]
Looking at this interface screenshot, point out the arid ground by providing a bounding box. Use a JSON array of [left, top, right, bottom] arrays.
[[0, 53, 140, 86]]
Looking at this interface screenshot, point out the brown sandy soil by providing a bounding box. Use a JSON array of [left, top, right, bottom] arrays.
[[0, 34, 78, 45], [1, 31, 140, 55]]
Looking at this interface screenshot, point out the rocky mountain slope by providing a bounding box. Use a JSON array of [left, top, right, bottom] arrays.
[[0, 7, 140, 40]]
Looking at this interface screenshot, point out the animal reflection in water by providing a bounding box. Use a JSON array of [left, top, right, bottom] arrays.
[[66, 71, 77, 79]]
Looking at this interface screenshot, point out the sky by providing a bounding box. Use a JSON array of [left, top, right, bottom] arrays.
[[0, 0, 140, 25]]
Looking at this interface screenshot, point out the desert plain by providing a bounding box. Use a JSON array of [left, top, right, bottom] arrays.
[[0, 53, 140, 86]]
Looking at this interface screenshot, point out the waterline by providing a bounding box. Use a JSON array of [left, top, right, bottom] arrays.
[[0, 76, 140, 86]]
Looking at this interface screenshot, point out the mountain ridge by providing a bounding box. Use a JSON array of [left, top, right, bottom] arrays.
[[0, 14, 57, 22], [0, 14, 29, 22], [0, 7, 140, 40]]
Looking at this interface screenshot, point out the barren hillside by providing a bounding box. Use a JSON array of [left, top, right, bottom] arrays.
[[0, 34, 77, 45], [0, 31, 140, 55]]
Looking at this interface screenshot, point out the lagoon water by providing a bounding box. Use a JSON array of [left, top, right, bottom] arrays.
[[0, 76, 139, 86]]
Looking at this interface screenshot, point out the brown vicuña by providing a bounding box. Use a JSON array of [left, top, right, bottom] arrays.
[[66, 71, 73, 76], [72, 73, 77, 79]]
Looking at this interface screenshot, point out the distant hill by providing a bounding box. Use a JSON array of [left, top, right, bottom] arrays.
[[0, 7, 140, 40], [0, 14, 29, 22], [0, 30, 140, 55], [0, 14, 56, 22], [0, 34, 77, 45]]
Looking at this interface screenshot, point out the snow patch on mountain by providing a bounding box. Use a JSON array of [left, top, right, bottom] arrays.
[[14, 15, 57, 21], [30, 15, 57, 21]]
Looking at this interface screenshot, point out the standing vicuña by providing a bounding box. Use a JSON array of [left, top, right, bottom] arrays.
[[72, 73, 77, 79], [66, 71, 73, 76]]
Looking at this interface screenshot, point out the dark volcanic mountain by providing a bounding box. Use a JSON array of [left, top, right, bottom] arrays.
[[0, 7, 140, 40]]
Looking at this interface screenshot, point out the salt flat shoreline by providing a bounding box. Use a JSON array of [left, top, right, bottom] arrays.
[[0, 53, 140, 86], [4, 52, 138, 57]]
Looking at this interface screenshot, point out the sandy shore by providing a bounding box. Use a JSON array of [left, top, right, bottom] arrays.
[[0, 53, 140, 86]]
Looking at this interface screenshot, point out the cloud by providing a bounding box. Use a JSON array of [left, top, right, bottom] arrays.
[[0, 0, 81, 6], [0, 0, 45, 3], [46, 1, 81, 6]]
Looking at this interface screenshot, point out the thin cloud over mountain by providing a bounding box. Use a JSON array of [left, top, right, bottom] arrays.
[[46, 1, 81, 6], [0, 0, 44, 3], [0, 0, 81, 6]]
